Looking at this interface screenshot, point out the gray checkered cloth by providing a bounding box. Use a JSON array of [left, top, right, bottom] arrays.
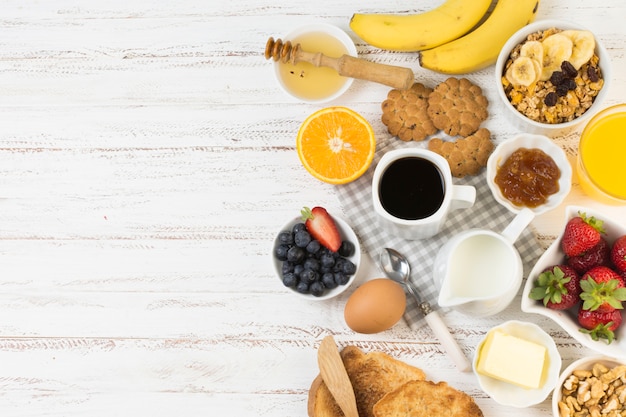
[[337, 137, 545, 328]]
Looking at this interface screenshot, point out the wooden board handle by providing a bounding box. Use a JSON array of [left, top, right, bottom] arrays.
[[337, 55, 414, 90], [317, 336, 359, 417]]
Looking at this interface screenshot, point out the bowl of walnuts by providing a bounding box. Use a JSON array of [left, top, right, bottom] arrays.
[[495, 19, 611, 137], [552, 356, 626, 417]]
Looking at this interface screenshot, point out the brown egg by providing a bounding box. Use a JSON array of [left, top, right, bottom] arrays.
[[344, 278, 406, 334]]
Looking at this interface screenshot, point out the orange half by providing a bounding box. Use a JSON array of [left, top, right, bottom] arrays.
[[296, 107, 376, 185]]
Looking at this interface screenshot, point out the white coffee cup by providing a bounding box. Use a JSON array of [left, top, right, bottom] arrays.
[[372, 148, 476, 240]]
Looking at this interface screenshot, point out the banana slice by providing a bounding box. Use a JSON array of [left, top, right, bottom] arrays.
[[540, 34, 573, 81], [506, 56, 538, 87], [520, 40, 544, 68], [559, 30, 596, 70], [530, 58, 542, 83]]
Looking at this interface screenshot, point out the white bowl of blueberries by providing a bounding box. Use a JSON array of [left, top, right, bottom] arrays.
[[272, 207, 361, 300]]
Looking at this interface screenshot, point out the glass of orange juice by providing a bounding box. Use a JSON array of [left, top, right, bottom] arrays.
[[577, 103, 626, 204], [273, 23, 357, 103]]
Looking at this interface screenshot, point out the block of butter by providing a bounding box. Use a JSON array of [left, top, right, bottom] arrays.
[[476, 329, 547, 389]]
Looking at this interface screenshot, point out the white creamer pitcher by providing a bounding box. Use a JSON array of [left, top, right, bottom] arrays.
[[433, 208, 535, 317]]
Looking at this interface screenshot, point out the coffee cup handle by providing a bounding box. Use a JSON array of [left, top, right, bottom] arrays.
[[449, 185, 476, 210], [501, 208, 535, 243]]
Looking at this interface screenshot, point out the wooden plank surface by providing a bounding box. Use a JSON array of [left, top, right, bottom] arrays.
[[0, 0, 625, 415]]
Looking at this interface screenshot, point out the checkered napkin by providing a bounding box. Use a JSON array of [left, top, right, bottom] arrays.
[[337, 138, 545, 328]]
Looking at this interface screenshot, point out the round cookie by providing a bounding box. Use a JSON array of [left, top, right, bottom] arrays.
[[427, 78, 489, 137], [381, 83, 437, 141], [428, 128, 494, 178]]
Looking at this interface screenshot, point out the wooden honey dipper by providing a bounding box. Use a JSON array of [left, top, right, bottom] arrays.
[[265, 37, 414, 90]]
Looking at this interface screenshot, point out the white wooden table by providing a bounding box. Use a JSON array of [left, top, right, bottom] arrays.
[[0, 1, 625, 415]]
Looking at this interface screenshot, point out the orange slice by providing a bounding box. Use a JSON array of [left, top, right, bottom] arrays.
[[296, 106, 376, 185]]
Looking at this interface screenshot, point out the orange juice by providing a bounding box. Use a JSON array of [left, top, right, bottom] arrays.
[[277, 31, 350, 101], [577, 104, 626, 204]]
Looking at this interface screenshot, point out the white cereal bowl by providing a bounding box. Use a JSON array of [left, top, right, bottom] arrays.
[[552, 356, 626, 417], [271, 212, 361, 301], [486, 133, 572, 215], [495, 19, 611, 137], [271, 23, 357, 104], [473, 320, 562, 408], [521, 205, 626, 357]]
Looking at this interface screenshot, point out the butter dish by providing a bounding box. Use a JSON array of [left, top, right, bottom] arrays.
[[473, 320, 561, 407]]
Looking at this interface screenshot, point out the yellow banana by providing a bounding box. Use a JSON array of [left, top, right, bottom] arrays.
[[349, 0, 492, 52], [419, 0, 540, 74]]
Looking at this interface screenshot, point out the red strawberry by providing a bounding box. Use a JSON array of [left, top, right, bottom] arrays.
[[561, 213, 605, 257], [529, 265, 580, 310], [567, 238, 611, 274], [611, 235, 626, 273], [578, 305, 622, 344], [301, 206, 341, 252], [580, 266, 626, 312]]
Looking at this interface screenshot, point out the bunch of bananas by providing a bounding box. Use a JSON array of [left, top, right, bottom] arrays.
[[350, 0, 540, 74]]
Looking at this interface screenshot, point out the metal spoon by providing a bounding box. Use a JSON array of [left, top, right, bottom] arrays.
[[380, 248, 471, 372]]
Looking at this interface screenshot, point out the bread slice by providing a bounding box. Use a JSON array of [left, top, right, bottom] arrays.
[[307, 345, 426, 417], [372, 380, 484, 417]]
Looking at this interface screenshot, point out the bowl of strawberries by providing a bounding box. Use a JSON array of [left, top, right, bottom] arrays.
[[522, 205, 626, 357]]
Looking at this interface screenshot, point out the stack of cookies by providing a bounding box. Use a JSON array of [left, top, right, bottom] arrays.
[[381, 77, 493, 178]]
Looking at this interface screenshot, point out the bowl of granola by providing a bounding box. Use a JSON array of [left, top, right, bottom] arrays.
[[495, 20, 611, 137]]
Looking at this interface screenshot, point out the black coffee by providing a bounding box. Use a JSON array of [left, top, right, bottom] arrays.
[[378, 157, 445, 220]]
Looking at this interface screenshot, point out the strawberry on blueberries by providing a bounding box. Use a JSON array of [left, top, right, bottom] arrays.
[[578, 305, 622, 344], [580, 266, 626, 313], [567, 237, 611, 274], [561, 213, 605, 257], [274, 209, 357, 297], [611, 235, 626, 273], [301, 206, 342, 252], [529, 265, 580, 310]]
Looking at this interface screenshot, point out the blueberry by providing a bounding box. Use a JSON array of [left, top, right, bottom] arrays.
[[294, 230, 312, 248], [293, 264, 304, 277], [306, 240, 321, 254], [333, 258, 346, 272], [334, 272, 349, 286], [303, 257, 320, 272], [278, 231, 294, 245], [292, 222, 306, 234], [296, 281, 309, 294], [300, 268, 318, 284], [320, 253, 335, 269], [282, 261, 295, 274], [282, 272, 298, 288], [310, 281, 325, 297], [287, 246, 305, 263], [338, 241, 355, 257], [322, 272, 338, 289], [274, 244, 290, 261], [341, 259, 357, 275]]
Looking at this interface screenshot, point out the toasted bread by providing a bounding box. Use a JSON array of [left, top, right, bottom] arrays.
[[372, 380, 484, 417], [307, 345, 426, 417]]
